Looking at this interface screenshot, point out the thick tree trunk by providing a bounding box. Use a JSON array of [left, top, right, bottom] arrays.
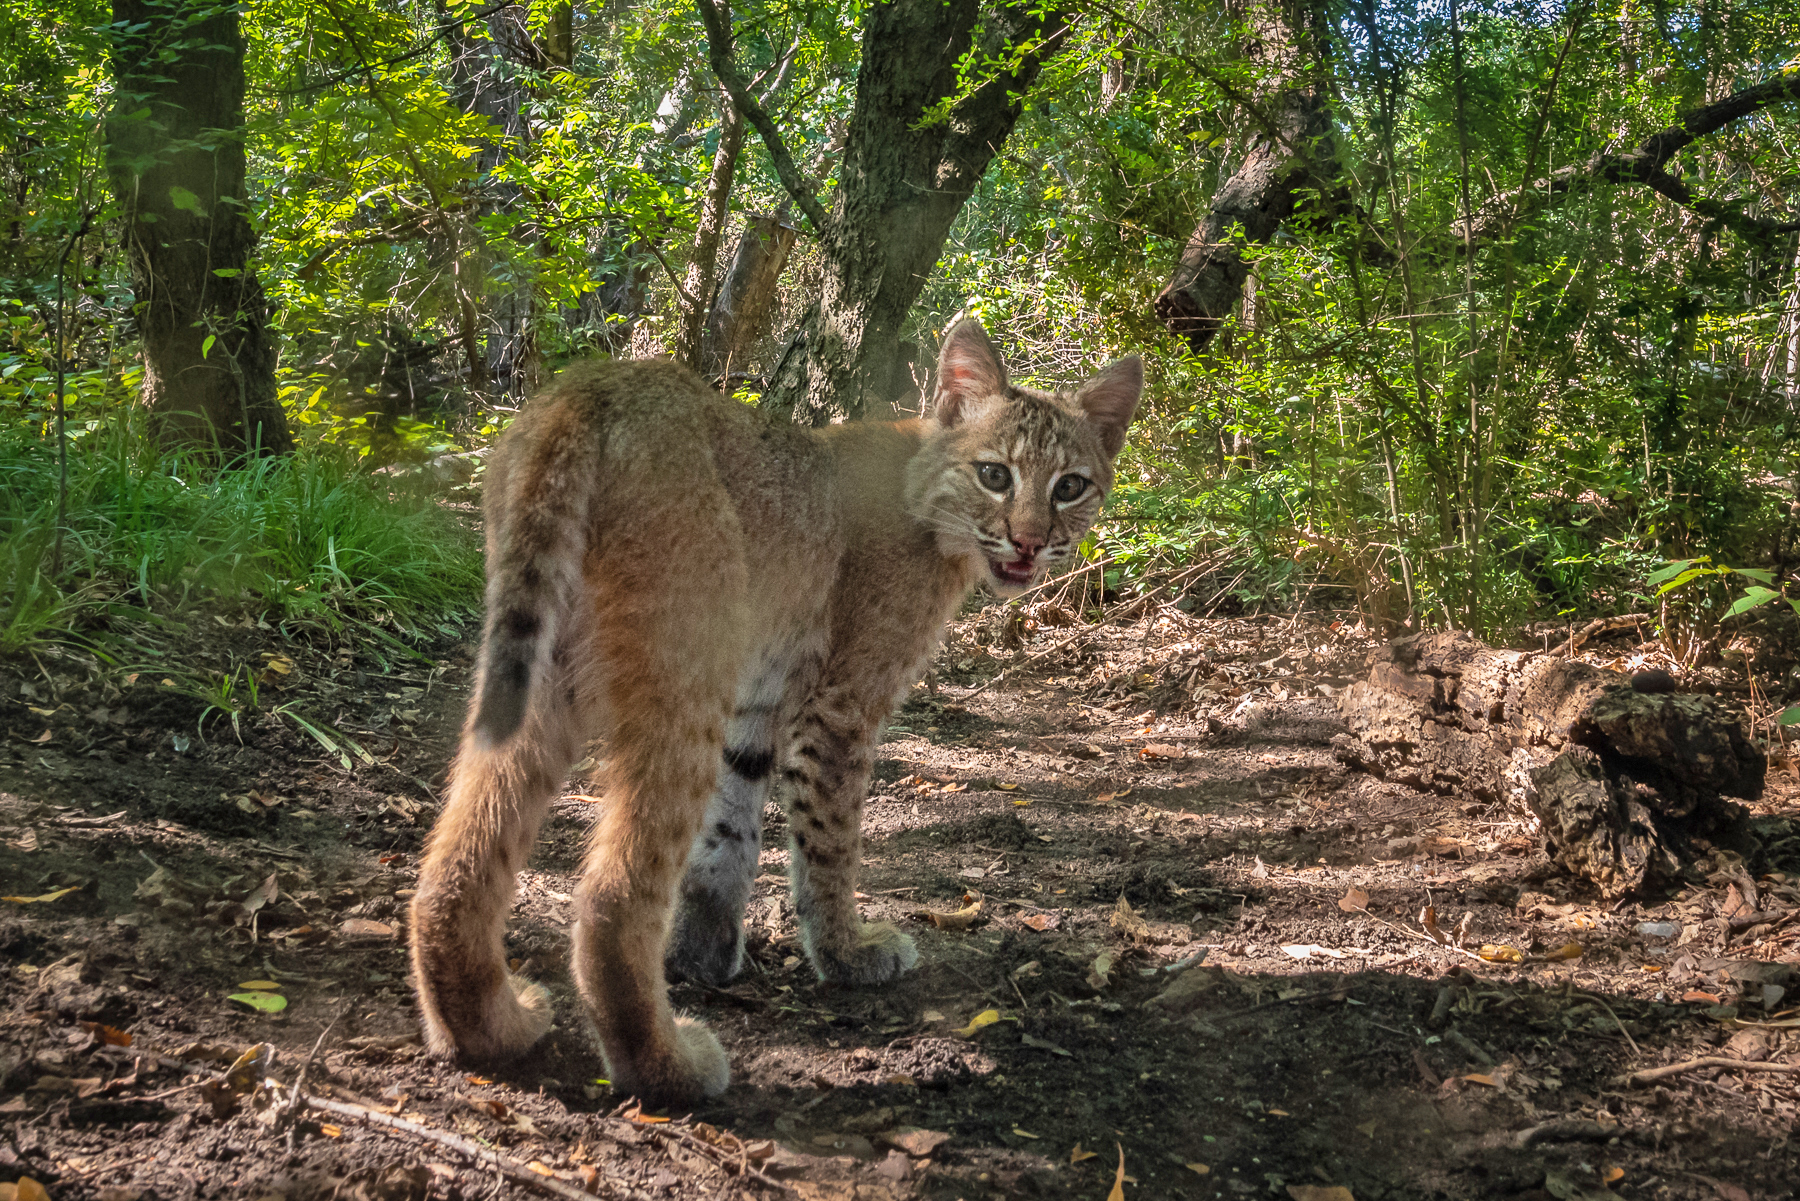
[[707, 0, 1064, 423], [1334, 631, 1764, 898], [1154, 0, 1341, 355], [700, 214, 798, 381], [105, 0, 292, 456]]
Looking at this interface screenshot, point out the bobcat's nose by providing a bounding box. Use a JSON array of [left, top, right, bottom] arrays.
[[1010, 533, 1046, 560]]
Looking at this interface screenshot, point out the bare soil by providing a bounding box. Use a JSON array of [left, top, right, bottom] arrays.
[[2, 603, 1797, 1201]]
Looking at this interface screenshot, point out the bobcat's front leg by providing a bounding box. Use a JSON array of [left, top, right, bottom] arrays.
[[785, 696, 918, 985]]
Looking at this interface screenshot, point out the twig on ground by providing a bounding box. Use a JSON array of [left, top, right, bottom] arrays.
[[301, 1094, 603, 1201], [1575, 991, 1642, 1056], [1551, 613, 1649, 657], [645, 1120, 796, 1195], [961, 626, 1096, 699], [1616, 1056, 1800, 1086]]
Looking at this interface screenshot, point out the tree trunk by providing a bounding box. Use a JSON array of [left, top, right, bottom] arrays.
[[1333, 631, 1764, 898], [105, 0, 292, 456], [717, 0, 1064, 423], [1153, 0, 1342, 355], [700, 214, 799, 381], [674, 94, 745, 372], [442, 2, 540, 404]]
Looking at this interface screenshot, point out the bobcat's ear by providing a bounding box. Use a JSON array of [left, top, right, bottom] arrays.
[[1075, 356, 1143, 459], [932, 318, 1008, 427]]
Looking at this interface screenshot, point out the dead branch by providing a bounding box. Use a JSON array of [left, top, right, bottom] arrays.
[[1616, 1056, 1800, 1087]]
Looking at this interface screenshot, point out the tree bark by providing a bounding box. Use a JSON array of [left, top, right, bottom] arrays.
[[442, 2, 540, 404], [700, 213, 798, 381], [674, 92, 745, 372], [1154, 0, 1342, 356], [703, 0, 1066, 422], [1334, 631, 1764, 898], [105, 0, 292, 456]]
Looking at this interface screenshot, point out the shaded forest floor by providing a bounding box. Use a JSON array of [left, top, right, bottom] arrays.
[[2, 599, 1797, 1201]]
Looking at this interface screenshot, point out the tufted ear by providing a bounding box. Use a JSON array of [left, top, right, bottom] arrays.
[[931, 318, 1008, 427], [1075, 355, 1143, 459]]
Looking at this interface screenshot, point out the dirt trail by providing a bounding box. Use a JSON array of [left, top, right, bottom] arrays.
[[2, 607, 1796, 1201]]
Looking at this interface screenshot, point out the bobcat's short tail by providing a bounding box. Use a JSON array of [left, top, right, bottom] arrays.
[[472, 424, 599, 746]]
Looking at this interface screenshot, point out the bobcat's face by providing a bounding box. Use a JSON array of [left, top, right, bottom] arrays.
[[916, 393, 1113, 596], [906, 321, 1141, 598]]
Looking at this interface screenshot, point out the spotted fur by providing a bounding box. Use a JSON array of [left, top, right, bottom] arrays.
[[410, 320, 1141, 1106]]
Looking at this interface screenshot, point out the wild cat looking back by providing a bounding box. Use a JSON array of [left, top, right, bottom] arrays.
[[409, 318, 1142, 1105]]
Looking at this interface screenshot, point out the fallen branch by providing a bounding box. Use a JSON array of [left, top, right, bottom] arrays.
[[1551, 613, 1650, 658], [1615, 1056, 1800, 1086], [301, 1094, 604, 1201]]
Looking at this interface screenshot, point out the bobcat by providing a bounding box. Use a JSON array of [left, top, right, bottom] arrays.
[[409, 319, 1141, 1105]]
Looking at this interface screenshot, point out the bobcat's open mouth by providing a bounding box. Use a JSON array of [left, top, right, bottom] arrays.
[[989, 556, 1037, 587]]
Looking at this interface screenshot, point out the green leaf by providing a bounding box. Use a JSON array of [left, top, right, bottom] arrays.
[[1654, 567, 1714, 597], [168, 185, 203, 214], [228, 991, 288, 1013], [1778, 705, 1800, 727], [201, 334, 216, 359], [1725, 586, 1782, 618], [211, 268, 241, 278], [1646, 558, 1701, 587], [1735, 568, 1776, 585]]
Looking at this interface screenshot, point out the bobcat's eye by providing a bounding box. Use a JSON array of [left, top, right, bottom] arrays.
[[1052, 474, 1090, 504], [975, 462, 1012, 493]]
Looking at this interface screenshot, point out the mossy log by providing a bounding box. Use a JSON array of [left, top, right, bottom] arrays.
[[1332, 631, 1763, 898]]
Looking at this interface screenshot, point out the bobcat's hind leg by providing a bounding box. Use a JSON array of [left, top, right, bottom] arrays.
[[785, 695, 918, 986], [667, 652, 798, 985], [571, 524, 747, 1106], [411, 697, 580, 1062]]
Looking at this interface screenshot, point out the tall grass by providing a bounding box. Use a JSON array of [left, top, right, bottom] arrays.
[[0, 426, 484, 654]]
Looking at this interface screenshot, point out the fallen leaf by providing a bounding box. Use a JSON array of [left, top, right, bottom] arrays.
[[1339, 887, 1370, 913], [958, 867, 987, 880], [1543, 942, 1583, 962], [952, 1009, 1001, 1038], [1682, 990, 1723, 1004], [237, 980, 281, 991], [1187, 1162, 1210, 1175], [1110, 895, 1151, 940], [1087, 951, 1114, 991], [1420, 906, 1445, 943], [1281, 944, 1349, 960], [3, 885, 80, 904], [1011, 1127, 1040, 1139], [1, 1179, 51, 1201], [79, 1022, 132, 1047], [1286, 1187, 1355, 1201], [319, 1123, 342, 1137], [339, 918, 396, 940], [228, 991, 288, 1014], [1478, 944, 1524, 964], [1463, 1073, 1501, 1088], [1107, 1143, 1127, 1201], [940, 781, 968, 793], [526, 1162, 554, 1177], [1070, 1143, 1098, 1164], [996, 781, 1020, 791], [1603, 1167, 1624, 1184], [881, 1128, 951, 1157], [922, 895, 984, 930], [29, 729, 52, 744], [1021, 912, 1059, 932], [1019, 1032, 1072, 1057], [1139, 742, 1186, 761]]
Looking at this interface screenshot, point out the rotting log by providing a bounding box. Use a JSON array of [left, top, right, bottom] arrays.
[[1332, 631, 1763, 898]]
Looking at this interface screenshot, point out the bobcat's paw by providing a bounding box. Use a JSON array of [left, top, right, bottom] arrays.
[[808, 921, 919, 986], [605, 1015, 730, 1106], [665, 896, 746, 986], [417, 971, 553, 1062]]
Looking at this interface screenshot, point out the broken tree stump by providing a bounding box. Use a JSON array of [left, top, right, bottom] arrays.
[[1333, 630, 1763, 898]]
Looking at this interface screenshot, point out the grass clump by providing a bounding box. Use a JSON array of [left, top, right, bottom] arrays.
[[0, 427, 484, 655]]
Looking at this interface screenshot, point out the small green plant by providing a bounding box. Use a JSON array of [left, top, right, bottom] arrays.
[[1646, 557, 1792, 667]]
